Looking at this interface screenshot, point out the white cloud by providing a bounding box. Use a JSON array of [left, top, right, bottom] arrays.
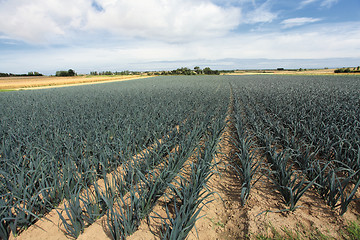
[[3, 21, 359, 74], [243, 1, 277, 24], [281, 17, 322, 28], [0, 0, 358, 74], [0, 0, 92, 43], [299, 0, 318, 8], [215, 22, 360, 59], [298, 0, 339, 9], [321, 0, 338, 8], [301, 0, 318, 5], [86, 0, 241, 42], [0, 0, 241, 44]]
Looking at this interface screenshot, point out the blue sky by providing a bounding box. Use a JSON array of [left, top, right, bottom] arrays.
[[0, 0, 359, 74]]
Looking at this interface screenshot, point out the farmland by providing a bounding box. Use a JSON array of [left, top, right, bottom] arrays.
[[1, 75, 360, 239], [0, 75, 149, 90]]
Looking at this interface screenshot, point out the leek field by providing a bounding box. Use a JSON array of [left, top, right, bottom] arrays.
[[0, 75, 359, 239]]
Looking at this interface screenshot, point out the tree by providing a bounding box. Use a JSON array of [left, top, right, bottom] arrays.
[[27, 71, 42, 76], [203, 67, 219, 75], [0, 73, 9, 77], [203, 67, 212, 74], [68, 69, 76, 76], [56, 69, 76, 77], [334, 67, 351, 73], [194, 66, 202, 74]]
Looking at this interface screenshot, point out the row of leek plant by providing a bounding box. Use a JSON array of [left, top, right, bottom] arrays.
[[265, 147, 317, 211], [159, 116, 225, 239], [229, 90, 262, 206]]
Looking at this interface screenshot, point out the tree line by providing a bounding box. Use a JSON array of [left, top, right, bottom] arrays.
[[0, 72, 43, 77], [334, 66, 360, 73], [147, 67, 223, 76]]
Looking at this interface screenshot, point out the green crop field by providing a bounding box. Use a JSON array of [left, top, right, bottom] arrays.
[[1, 75, 359, 239]]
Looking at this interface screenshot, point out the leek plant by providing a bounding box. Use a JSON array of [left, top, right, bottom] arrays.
[[160, 163, 214, 240], [81, 187, 103, 225], [106, 184, 142, 240], [232, 137, 261, 206], [57, 188, 85, 239], [267, 149, 317, 211], [230, 110, 261, 206], [339, 172, 360, 215], [0, 199, 12, 239], [294, 144, 319, 171]]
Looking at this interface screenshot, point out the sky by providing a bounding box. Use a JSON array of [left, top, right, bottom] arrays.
[[0, 0, 359, 74]]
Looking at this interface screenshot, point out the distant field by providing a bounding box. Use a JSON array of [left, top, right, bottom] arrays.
[[227, 68, 360, 75], [0, 75, 150, 90], [2, 69, 360, 91]]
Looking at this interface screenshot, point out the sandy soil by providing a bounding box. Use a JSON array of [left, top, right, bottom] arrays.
[[0, 75, 151, 90]]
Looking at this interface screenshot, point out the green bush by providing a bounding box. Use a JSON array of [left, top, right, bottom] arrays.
[[55, 69, 76, 77]]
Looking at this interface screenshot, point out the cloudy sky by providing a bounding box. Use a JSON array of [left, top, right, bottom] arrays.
[[0, 0, 359, 74]]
